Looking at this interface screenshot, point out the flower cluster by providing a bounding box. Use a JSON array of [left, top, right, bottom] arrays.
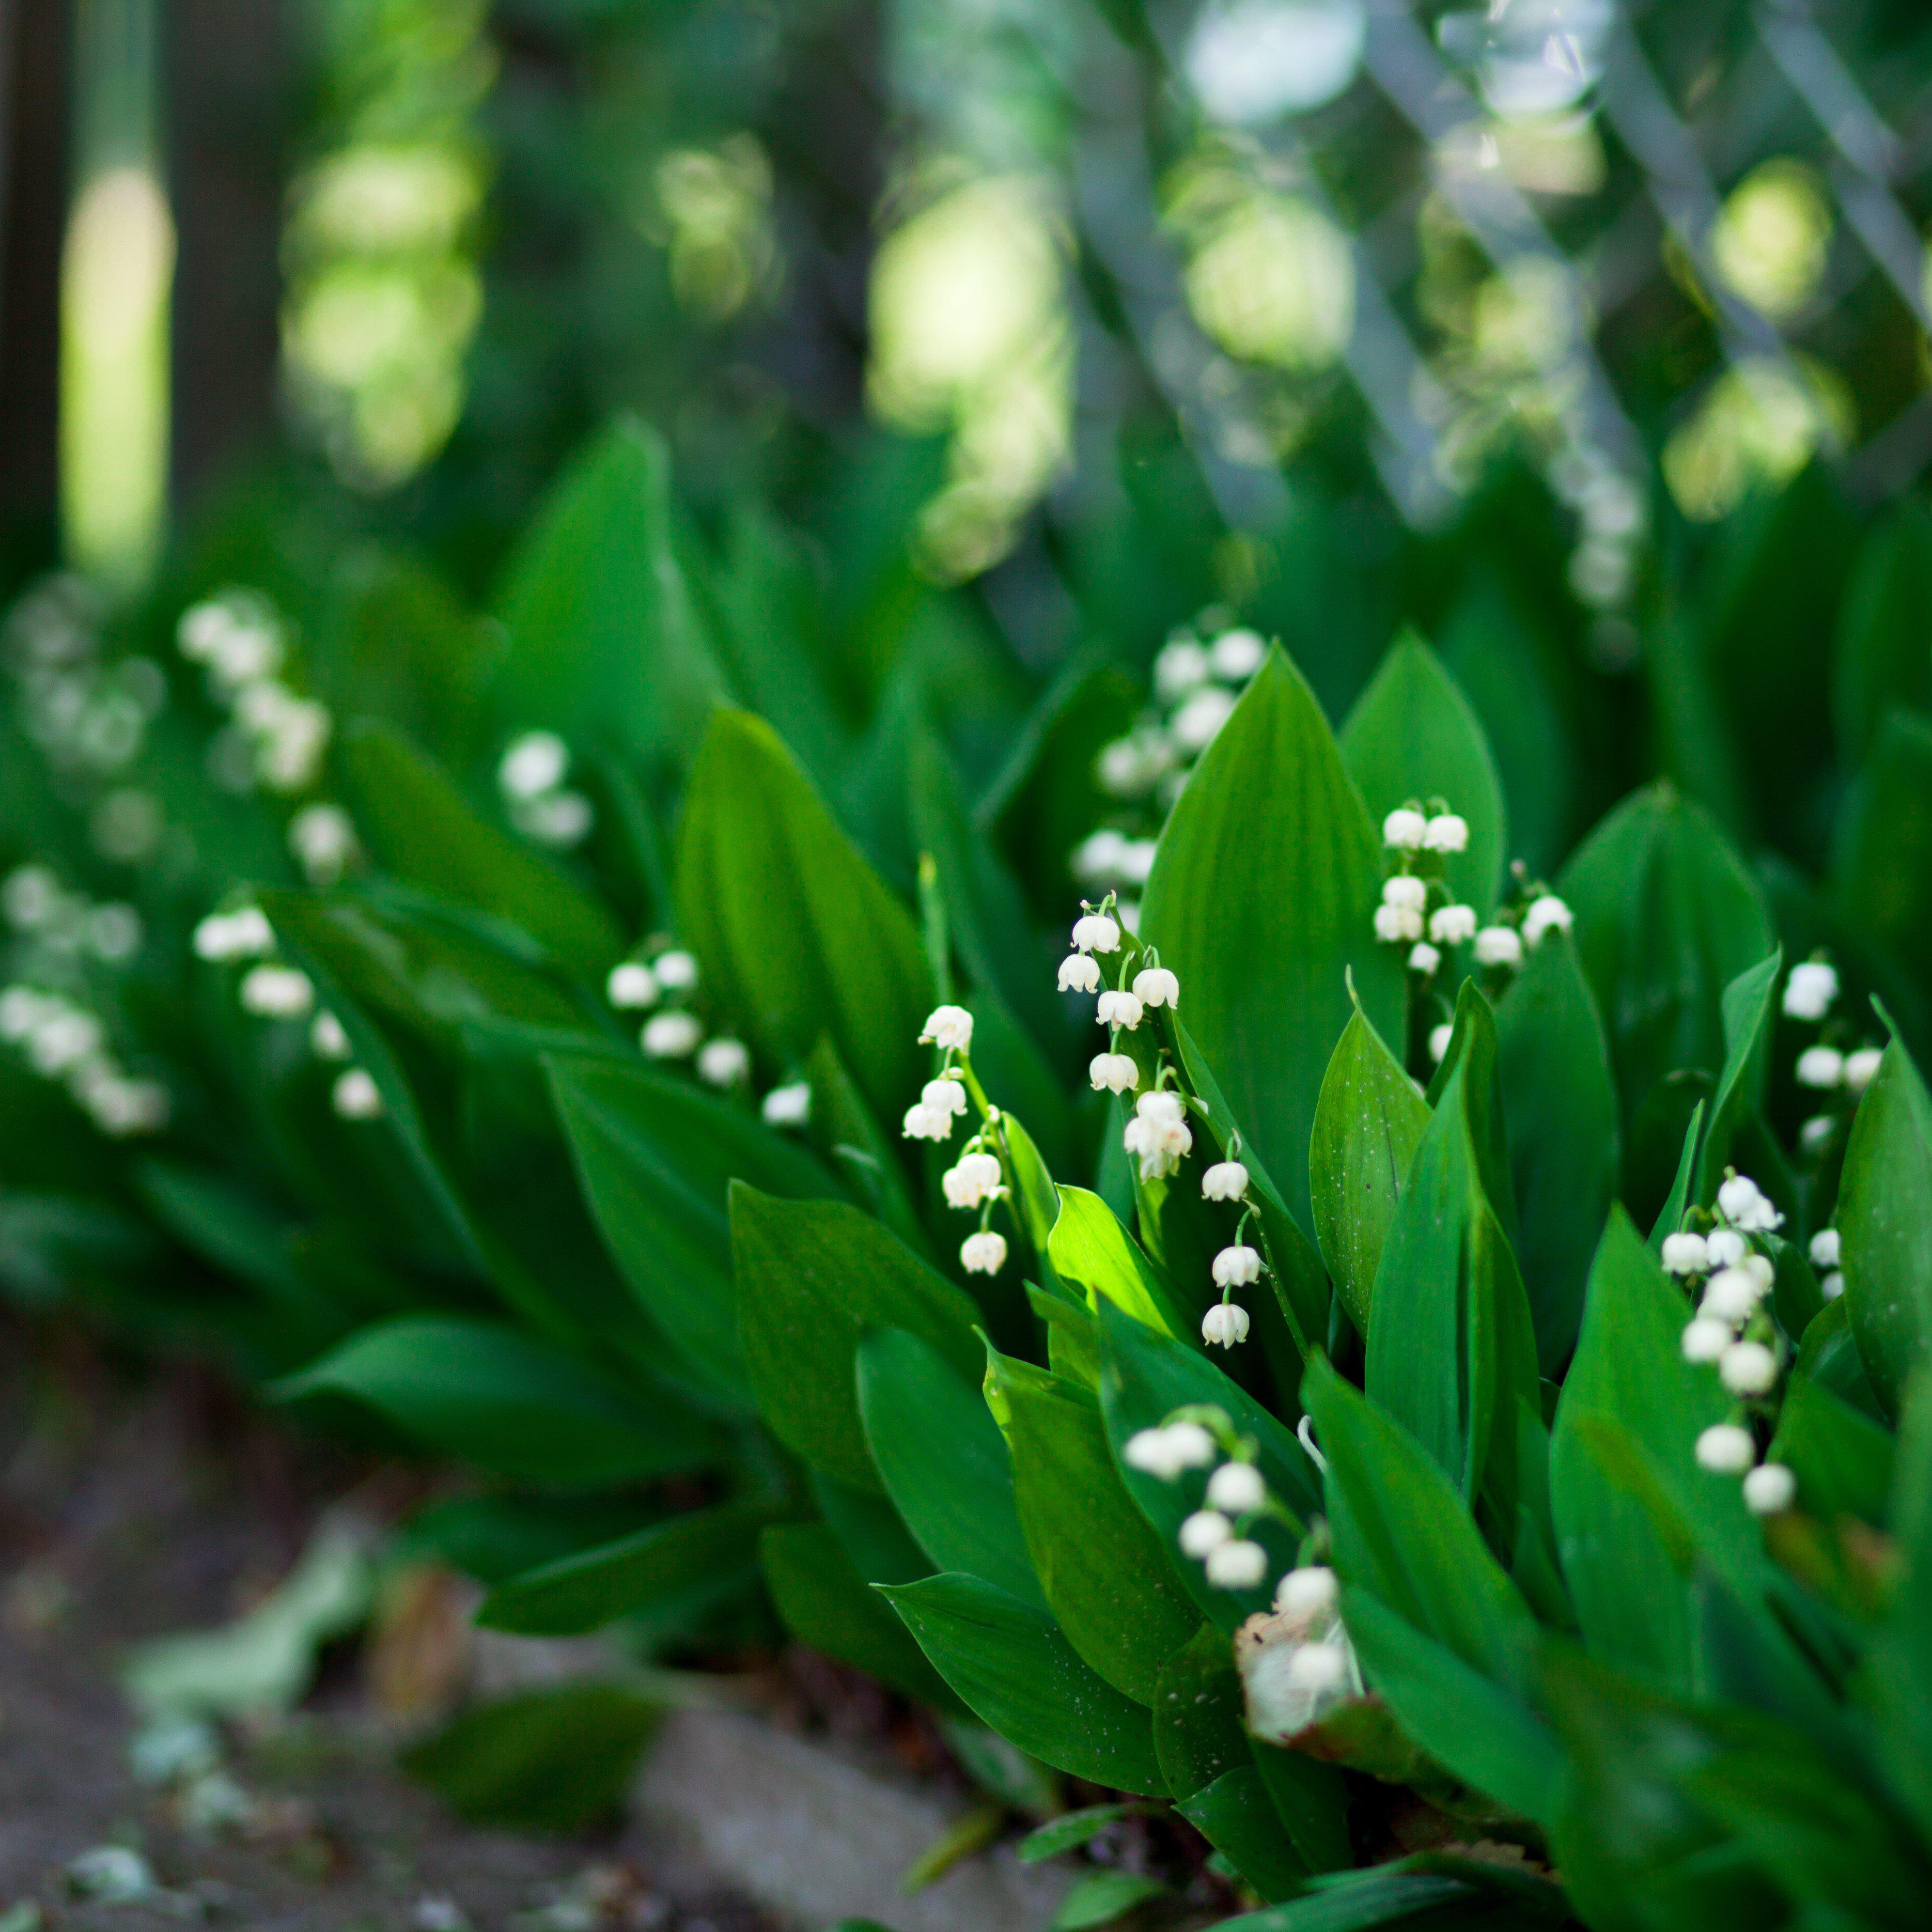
[[1076, 613, 1267, 924], [497, 731, 595, 850], [1236, 1561, 1361, 1746], [193, 904, 382, 1123], [896, 1003, 1012, 1274], [1663, 1171, 1797, 1517], [1124, 1408, 1277, 1592], [609, 945, 768, 1099], [0, 984, 168, 1136], [178, 590, 331, 794], [1781, 957, 1883, 1161]]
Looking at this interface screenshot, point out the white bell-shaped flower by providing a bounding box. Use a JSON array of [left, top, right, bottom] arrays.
[[1132, 965, 1180, 1008], [1428, 903, 1478, 945], [762, 1081, 812, 1128], [1695, 1423, 1756, 1473], [1212, 1244, 1262, 1288], [1179, 1510, 1233, 1557], [1473, 925, 1523, 968], [1809, 1228, 1841, 1270], [697, 1038, 750, 1086], [332, 1068, 384, 1119], [1206, 1462, 1266, 1514], [643, 1011, 703, 1059], [920, 1004, 974, 1051], [1716, 1173, 1782, 1232], [943, 1151, 1005, 1210], [1373, 903, 1424, 944], [240, 964, 315, 1019], [1408, 941, 1440, 976], [1701, 1266, 1764, 1325], [960, 1229, 1008, 1274], [1427, 1023, 1453, 1063], [901, 1100, 953, 1142], [607, 961, 660, 1009], [1382, 808, 1426, 850], [1071, 912, 1121, 955], [1720, 1340, 1779, 1396], [923, 1076, 968, 1117], [1522, 894, 1573, 947], [1089, 1052, 1140, 1094], [1843, 1046, 1883, 1091], [1423, 813, 1468, 853], [1680, 1317, 1732, 1364], [1096, 988, 1145, 1030], [1796, 1045, 1845, 1089], [1705, 1228, 1748, 1269], [1201, 1160, 1249, 1202], [1058, 953, 1101, 993], [310, 1011, 351, 1061], [1742, 1463, 1796, 1516], [1782, 960, 1838, 1021], [1200, 1302, 1250, 1349], [1275, 1567, 1337, 1619], [1381, 875, 1427, 912], [654, 950, 700, 992], [1209, 628, 1266, 682], [1205, 1539, 1268, 1590], [1660, 1231, 1710, 1276]]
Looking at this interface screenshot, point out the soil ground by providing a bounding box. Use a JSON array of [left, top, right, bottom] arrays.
[[0, 1316, 781, 1932]]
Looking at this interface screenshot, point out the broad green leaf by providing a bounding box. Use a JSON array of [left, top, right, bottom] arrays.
[[1048, 1187, 1183, 1338], [1309, 1001, 1428, 1335], [548, 1055, 840, 1408], [402, 1494, 659, 1587], [1647, 1100, 1707, 1255], [340, 723, 622, 977], [1248, 1741, 1352, 1876], [1142, 647, 1404, 1235], [678, 710, 931, 1122], [1833, 711, 1932, 981], [1338, 1587, 1561, 1827], [402, 1682, 659, 1831], [1420, 979, 1517, 1241], [1692, 949, 1784, 1208], [856, 1328, 1044, 1609], [1766, 1375, 1894, 1529], [760, 1524, 963, 1713], [1341, 632, 1507, 910], [881, 1573, 1164, 1795], [1832, 499, 1932, 766], [1837, 1034, 1932, 1415], [1018, 1804, 1151, 1864], [1152, 1623, 1250, 1798], [1559, 783, 1775, 1125], [1214, 1869, 1530, 1931], [1176, 1766, 1307, 1904], [992, 1351, 1201, 1704], [1365, 1052, 1538, 1507], [811, 1467, 932, 1586], [998, 1110, 1065, 1296], [1872, 1370, 1932, 1842], [1096, 1297, 1321, 1634], [1550, 1210, 1754, 1691], [276, 1316, 719, 1485], [494, 418, 729, 772], [1052, 1872, 1169, 1929], [1495, 934, 1618, 1371], [803, 1037, 931, 1263], [731, 1186, 980, 1491], [1300, 1356, 1539, 1689], [477, 1502, 769, 1634]]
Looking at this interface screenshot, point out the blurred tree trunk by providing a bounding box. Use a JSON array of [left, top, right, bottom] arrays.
[[166, 0, 285, 516], [0, 0, 66, 545]]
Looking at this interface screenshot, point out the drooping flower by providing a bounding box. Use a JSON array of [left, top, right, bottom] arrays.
[[1660, 1231, 1710, 1276], [1274, 1567, 1336, 1618], [961, 1229, 1008, 1274], [1423, 813, 1468, 853], [1212, 1244, 1262, 1288], [1705, 1228, 1748, 1269], [1382, 808, 1426, 850], [1408, 942, 1440, 976], [607, 961, 660, 1009], [1809, 1228, 1841, 1270], [1132, 965, 1180, 1008], [923, 1076, 968, 1117], [1701, 1266, 1765, 1325], [1680, 1318, 1731, 1364], [1206, 1462, 1266, 1514], [1058, 953, 1101, 994], [1742, 1462, 1796, 1516], [310, 1011, 351, 1061], [1429, 903, 1478, 945], [1089, 1052, 1139, 1094], [1796, 1045, 1845, 1089], [643, 1011, 703, 1059], [1428, 1023, 1452, 1063], [1205, 1539, 1268, 1589], [761, 1081, 812, 1128], [655, 949, 700, 992], [1522, 894, 1573, 947], [1380, 875, 1427, 912], [1473, 925, 1523, 968], [1843, 1047, 1883, 1092], [943, 1151, 1004, 1210], [332, 1068, 384, 1119], [1720, 1340, 1779, 1396], [1209, 628, 1267, 682], [1373, 903, 1423, 944], [901, 1100, 954, 1142], [920, 1005, 975, 1051], [1201, 1160, 1249, 1202], [1070, 912, 1121, 955], [1716, 1172, 1782, 1233], [1179, 1510, 1233, 1557], [1096, 988, 1145, 1031], [1695, 1423, 1756, 1473], [1782, 960, 1838, 1021], [1201, 1302, 1250, 1349], [239, 964, 314, 1019], [698, 1038, 750, 1086], [1123, 1421, 1215, 1478]]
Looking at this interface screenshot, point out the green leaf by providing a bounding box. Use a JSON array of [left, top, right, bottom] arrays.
[[1248, 1741, 1352, 1877], [1834, 711, 1932, 984], [494, 417, 729, 773], [1340, 632, 1507, 911], [1338, 1588, 1560, 1826], [1300, 1357, 1539, 1690], [1096, 1298, 1321, 1634], [1549, 1210, 1755, 1692], [1766, 1375, 1895, 1528], [999, 1110, 1065, 1296], [678, 710, 932, 1123], [276, 1316, 718, 1485], [856, 1327, 1044, 1609], [992, 1352, 1202, 1704], [1559, 783, 1775, 1126], [340, 723, 622, 978], [1018, 1804, 1151, 1864], [1052, 1871, 1169, 1929], [1214, 1866, 1539, 1929], [1178, 1766, 1309, 1905], [731, 1185, 980, 1491], [1693, 949, 1784, 1209], [1364, 1050, 1538, 1507], [548, 1055, 840, 1408], [1873, 1369, 1932, 1842], [759, 1524, 962, 1713], [881, 1573, 1164, 1794], [477, 1502, 769, 1634], [1048, 1187, 1184, 1339], [402, 1682, 659, 1832], [1494, 934, 1618, 1371], [1833, 499, 1932, 767], [1837, 1033, 1932, 1415], [1308, 1000, 1429, 1336], [1142, 647, 1405, 1235], [1152, 1623, 1250, 1799]]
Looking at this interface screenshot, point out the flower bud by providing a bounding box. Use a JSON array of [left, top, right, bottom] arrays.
[[698, 1038, 750, 1086], [1742, 1462, 1796, 1516], [1843, 1047, 1883, 1092], [1796, 1046, 1845, 1089], [1809, 1228, 1841, 1270], [607, 961, 660, 1009], [310, 1011, 351, 1061], [1275, 1567, 1337, 1619], [1695, 1423, 1756, 1474], [1428, 1023, 1453, 1064], [1821, 1270, 1844, 1300], [643, 1011, 703, 1058], [1179, 1510, 1233, 1557], [1209, 628, 1266, 681], [1206, 1462, 1266, 1514], [1782, 960, 1838, 1021], [332, 1068, 383, 1119], [1408, 942, 1440, 976], [240, 964, 314, 1019], [1205, 1539, 1269, 1590], [653, 949, 700, 992], [762, 1081, 812, 1128]]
